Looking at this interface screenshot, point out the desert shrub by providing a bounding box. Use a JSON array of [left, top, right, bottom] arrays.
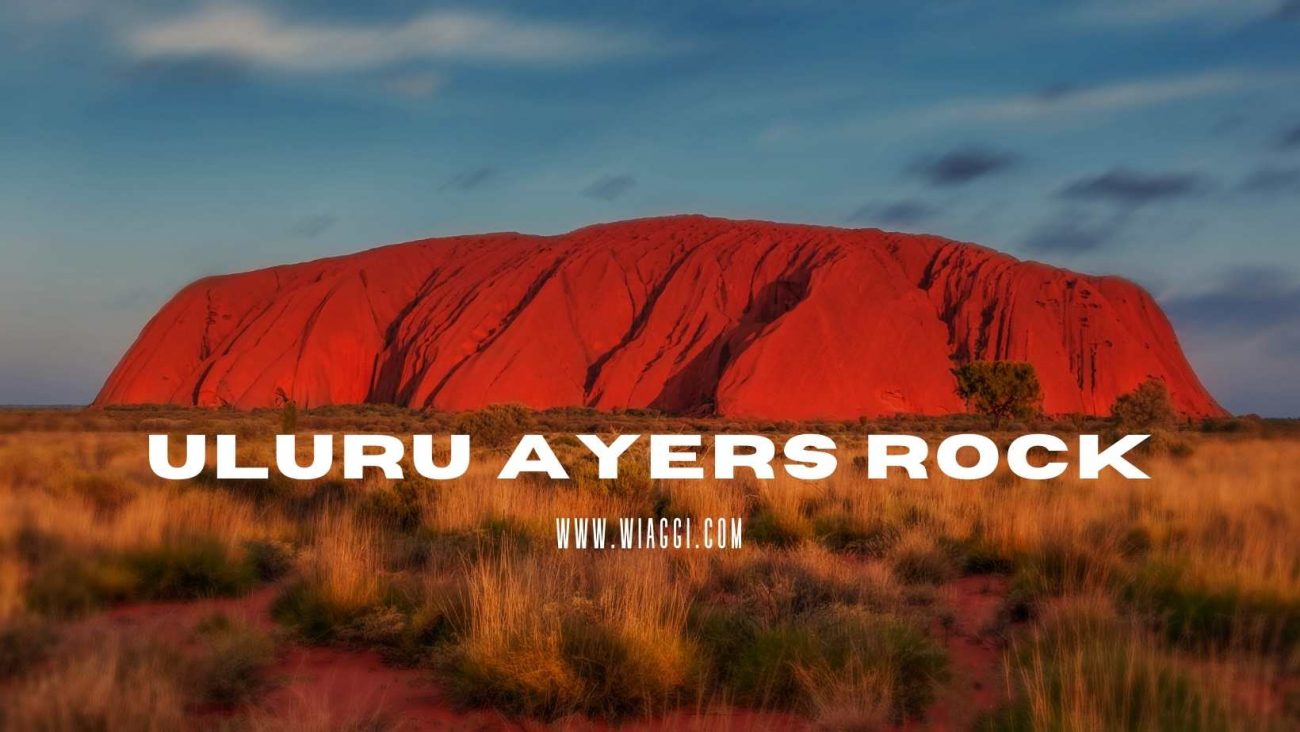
[[719, 605, 946, 722], [478, 515, 540, 549], [1123, 562, 1300, 653], [701, 550, 889, 620], [242, 538, 295, 581], [945, 535, 1017, 575], [1112, 377, 1179, 429], [68, 473, 136, 516], [272, 580, 354, 642], [563, 451, 654, 495], [951, 361, 1043, 426], [273, 515, 385, 641], [275, 388, 298, 434], [447, 611, 692, 718], [890, 535, 957, 585], [812, 513, 900, 556], [0, 615, 58, 680], [555, 607, 694, 717], [454, 404, 536, 448], [192, 467, 295, 505], [188, 613, 277, 705], [981, 600, 1235, 732], [1019, 537, 1117, 597], [357, 481, 423, 532], [25, 555, 141, 616], [1, 636, 186, 731], [338, 579, 463, 665], [122, 537, 257, 600], [747, 508, 809, 547], [339, 604, 456, 666], [999, 571, 1041, 624], [1139, 428, 1197, 458], [443, 554, 693, 719]]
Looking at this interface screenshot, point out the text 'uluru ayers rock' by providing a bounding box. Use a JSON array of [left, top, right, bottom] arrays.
[[95, 215, 1224, 419]]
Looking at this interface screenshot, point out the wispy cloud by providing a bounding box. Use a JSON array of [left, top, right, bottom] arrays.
[[928, 70, 1261, 125], [382, 70, 442, 98], [1068, 0, 1284, 28], [123, 3, 653, 72]]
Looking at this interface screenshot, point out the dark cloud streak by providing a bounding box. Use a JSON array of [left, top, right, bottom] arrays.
[[1164, 268, 1300, 331], [444, 167, 496, 191], [123, 54, 249, 89], [907, 145, 1019, 187], [1023, 209, 1130, 253], [1058, 168, 1209, 207], [1237, 166, 1300, 194], [1277, 123, 1300, 149], [291, 213, 337, 238], [582, 174, 637, 201]]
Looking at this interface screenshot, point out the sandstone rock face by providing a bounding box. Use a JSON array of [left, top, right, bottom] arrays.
[[95, 215, 1224, 419]]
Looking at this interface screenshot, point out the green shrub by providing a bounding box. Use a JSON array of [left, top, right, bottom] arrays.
[[720, 606, 947, 722], [701, 552, 892, 622], [812, 513, 900, 556], [271, 581, 355, 642], [25, 555, 141, 616], [123, 538, 257, 600], [891, 541, 957, 585], [746, 508, 809, 548], [357, 480, 423, 532], [445, 606, 692, 719], [242, 539, 295, 582], [981, 607, 1233, 731], [1124, 562, 1300, 653], [189, 613, 277, 705], [1111, 377, 1179, 430], [455, 404, 536, 448], [339, 591, 461, 666]]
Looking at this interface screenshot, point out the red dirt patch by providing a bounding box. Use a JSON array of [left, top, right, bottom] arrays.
[[893, 575, 1011, 732]]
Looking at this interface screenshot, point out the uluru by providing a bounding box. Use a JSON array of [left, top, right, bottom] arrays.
[[95, 215, 1223, 419]]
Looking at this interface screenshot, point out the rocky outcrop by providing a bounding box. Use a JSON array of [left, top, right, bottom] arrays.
[[95, 215, 1224, 418]]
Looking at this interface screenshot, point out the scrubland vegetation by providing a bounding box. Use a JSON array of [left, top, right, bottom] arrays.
[[0, 404, 1296, 730]]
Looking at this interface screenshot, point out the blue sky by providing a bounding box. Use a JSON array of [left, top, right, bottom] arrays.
[[2, 0, 1298, 414]]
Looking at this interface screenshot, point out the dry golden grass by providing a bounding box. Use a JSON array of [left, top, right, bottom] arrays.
[[1, 633, 186, 732], [0, 407, 1296, 730]]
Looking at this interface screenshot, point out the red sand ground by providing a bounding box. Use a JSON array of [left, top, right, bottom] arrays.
[[95, 215, 1222, 420], [892, 576, 1011, 732]]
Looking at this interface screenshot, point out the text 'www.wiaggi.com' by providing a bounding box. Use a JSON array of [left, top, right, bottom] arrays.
[[555, 517, 743, 550]]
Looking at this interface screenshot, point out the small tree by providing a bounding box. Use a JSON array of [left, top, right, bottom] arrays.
[[1111, 377, 1178, 429], [274, 387, 297, 434], [951, 361, 1043, 427]]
